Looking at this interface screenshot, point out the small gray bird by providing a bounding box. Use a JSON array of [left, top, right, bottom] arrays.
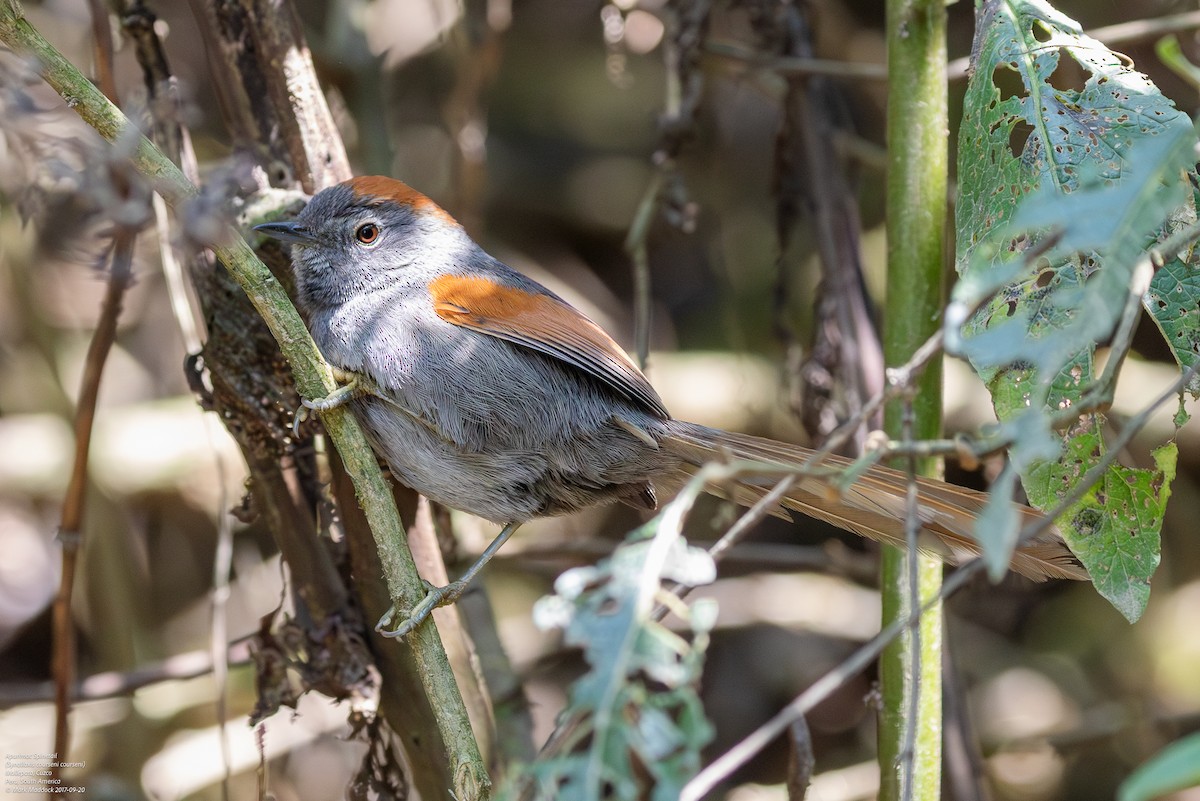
[[256, 176, 1087, 636]]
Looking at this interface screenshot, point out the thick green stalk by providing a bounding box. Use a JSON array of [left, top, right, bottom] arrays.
[[0, 5, 489, 799], [880, 0, 947, 799]]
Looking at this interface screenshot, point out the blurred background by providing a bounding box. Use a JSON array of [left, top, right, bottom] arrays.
[[1, 0, 1199, 799]]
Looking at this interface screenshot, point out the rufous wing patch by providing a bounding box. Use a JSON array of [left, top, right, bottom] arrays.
[[344, 176, 458, 225], [429, 274, 669, 418]]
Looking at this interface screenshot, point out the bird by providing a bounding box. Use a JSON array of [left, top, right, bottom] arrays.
[[254, 175, 1087, 637]]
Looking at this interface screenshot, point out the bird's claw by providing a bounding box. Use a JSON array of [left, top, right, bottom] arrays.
[[375, 579, 470, 639], [291, 405, 310, 437]]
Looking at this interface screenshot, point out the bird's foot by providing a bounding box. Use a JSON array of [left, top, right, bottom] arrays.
[[375, 579, 470, 639], [305, 368, 369, 411], [374, 523, 519, 638], [293, 369, 374, 435]]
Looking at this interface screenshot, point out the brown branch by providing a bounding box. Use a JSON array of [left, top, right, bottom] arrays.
[[943, 647, 990, 801], [51, 2, 134, 778], [52, 225, 137, 780], [2, 642, 254, 708], [185, 0, 350, 192], [329, 455, 460, 800], [786, 717, 815, 801], [703, 39, 888, 80], [625, 0, 710, 367], [409, 497, 497, 770], [85, 0, 117, 101], [199, 2, 492, 792], [181, 2, 488, 795], [457, 587, 536, 772], [762, 2, 883, 451], [124, 1, 186, 168]]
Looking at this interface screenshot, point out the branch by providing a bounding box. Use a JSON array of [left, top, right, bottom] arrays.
[[880, 0, 948, 798], [52, 227, 136, 779], [625, 0, 710, 368], [1, 642, 254, 708], [705, 9, 1200, 82]]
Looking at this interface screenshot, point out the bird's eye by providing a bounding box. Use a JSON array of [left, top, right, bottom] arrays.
[[355, 222, 381, 245]]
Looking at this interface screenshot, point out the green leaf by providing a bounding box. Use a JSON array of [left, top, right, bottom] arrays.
[[1174, 398, 1192, 429], [950, 0, 1194, 619], [1157, 35, 1200, 92], [1144, 186, 1200, 398], [1118, 731, 1200, 801], [514, 519, 715, 801], [1026, 441, 1175, 622], [973, 463, 1021, 580]]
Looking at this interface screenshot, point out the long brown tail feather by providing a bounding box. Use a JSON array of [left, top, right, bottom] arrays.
[[661, 422, 1088, 582]]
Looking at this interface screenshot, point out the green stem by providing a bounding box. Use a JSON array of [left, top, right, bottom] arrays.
[[880, 0, 947, 799], [0, 5, 489, 798]]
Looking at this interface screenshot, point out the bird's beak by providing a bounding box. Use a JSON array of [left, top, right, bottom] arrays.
[[254, 220, 318, 246]]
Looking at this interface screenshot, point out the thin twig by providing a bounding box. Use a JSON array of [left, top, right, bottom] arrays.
[[51, 227, 137, 776], [703, 40, 888, 80], [681, 563, 977, 801], [771, 2, 883, 450], [671, 326, 944, 541], [708, 476, 799, 564], [650, 309, 946, 623], [625, 0, 709, 368], [1002, 708, 1200, 754], [706, 10, 1200, 82], [652, 473, 798, 621], [507, 539, 878, 584], [122, 10, 235, 795], [210, 459, 234, 801], [942, 642, 990, 801], [84, 0, 117, 100], [50, 1, 129, 780], [787, 717, 815, 801], [0, 641, 255, 708], [625, 171, 663, 369]]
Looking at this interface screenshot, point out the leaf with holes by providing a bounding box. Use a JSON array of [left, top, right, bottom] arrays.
[[1024, 434, 1174, 622], [950, 0, 1196, 620]]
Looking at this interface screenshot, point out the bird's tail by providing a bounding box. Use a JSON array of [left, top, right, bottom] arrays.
[[659, 421, 1088, 582]]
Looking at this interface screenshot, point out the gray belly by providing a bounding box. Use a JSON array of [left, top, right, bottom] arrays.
[[351, 396, 669, 523]]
